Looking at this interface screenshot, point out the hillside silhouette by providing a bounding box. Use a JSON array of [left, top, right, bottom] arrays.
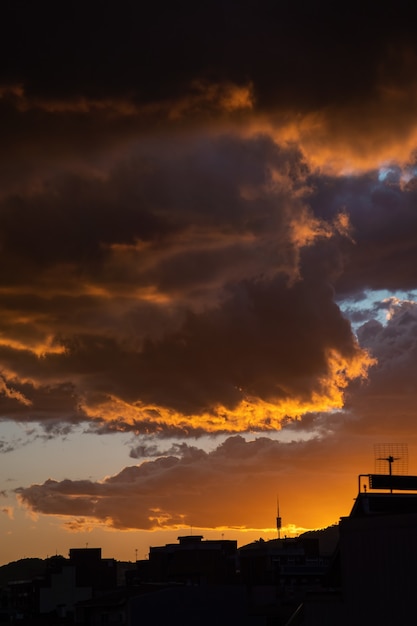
[[0, 558, 46, 587]]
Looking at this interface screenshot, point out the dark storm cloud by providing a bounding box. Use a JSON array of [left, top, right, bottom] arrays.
[[278, 299, 417, 442], [0, 133, 302, 279], [349, 301, 417, 429], [3, 2, 417, 111], [0, 2, 415, 441], [309, 167, 417, 297], [0, 128, 371, 431], [0, 253, 362, 427]]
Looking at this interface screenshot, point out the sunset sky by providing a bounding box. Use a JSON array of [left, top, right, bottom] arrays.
[[2, 3, 417, 564]]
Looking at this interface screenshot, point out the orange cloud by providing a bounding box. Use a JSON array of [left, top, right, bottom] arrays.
[[16, 434, 377, 534], [0, 376, 32, 407], [0, 80, 253, 121], [167, 80, 254, 119], [80, 345, 374, 434], [1, 506, 14, 520], [248, 82, 417, 175]]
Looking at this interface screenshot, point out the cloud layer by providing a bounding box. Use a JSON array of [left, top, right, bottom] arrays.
[[0, 121, 377, 433], [4, 3, 417, 540], [16, 434, 367, 531]]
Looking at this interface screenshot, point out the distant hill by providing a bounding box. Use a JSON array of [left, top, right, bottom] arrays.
[[0, 556, 136, 588], [299, 524, 340, 555], [0, 558, 46, 587], [239, 524, 340, 556]]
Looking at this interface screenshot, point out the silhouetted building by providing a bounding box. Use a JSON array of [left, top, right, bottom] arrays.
[[301, 474, 417, 625], [338, 491, 417, 625], [238, 535, 333, 622], [239, 536, 328, 590], [77, 584, 256, 626], [142, 535, 238, 585], [68, 549, 117, 593], [39, 564, 91, 621], [0, 548, 118, 624]]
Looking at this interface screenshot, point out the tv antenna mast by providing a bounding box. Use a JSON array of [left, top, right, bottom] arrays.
[[374, 443, 408, 493]]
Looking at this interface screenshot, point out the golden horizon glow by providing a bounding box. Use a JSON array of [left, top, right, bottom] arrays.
[[15, 501, 330, 539]]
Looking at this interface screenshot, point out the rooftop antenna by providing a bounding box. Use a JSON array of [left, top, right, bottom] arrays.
[[276, 496, 282, 539], [374, 443, 408, 493]]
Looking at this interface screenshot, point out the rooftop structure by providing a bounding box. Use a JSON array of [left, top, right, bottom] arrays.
[[301, 472, 417, 625], [141, 535, 238, 585]]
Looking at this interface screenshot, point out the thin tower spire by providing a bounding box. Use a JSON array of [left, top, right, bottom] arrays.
[[276, 496, 282, 539]]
